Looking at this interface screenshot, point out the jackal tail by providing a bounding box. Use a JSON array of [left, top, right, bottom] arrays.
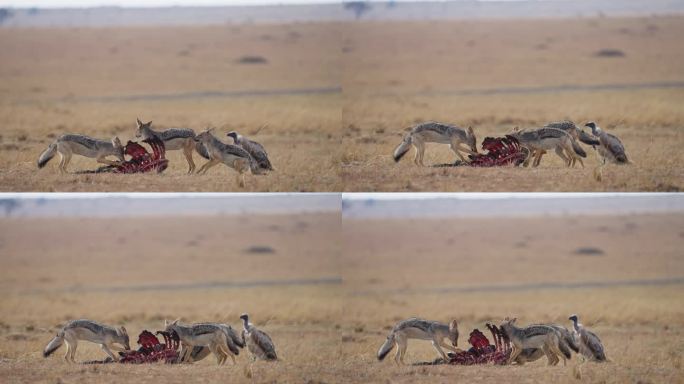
[[377, 332, 395, 361], [571, 139, 587, 158], [195, 141, 210, 160], [37, 142, 58, 168], [43, 330, 64, 357], [393, 135, 412, 162], [615, 153, 629, 164], [557, 337, 572, 359], [563, 332, 579, 353], [247, 156, 264, 175]]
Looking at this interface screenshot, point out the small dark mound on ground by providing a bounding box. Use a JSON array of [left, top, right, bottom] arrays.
[[236, 56, 268, 64], [244, 245, 275, 254], [594, 49, 625, 58], [573, 247, 605, 256]]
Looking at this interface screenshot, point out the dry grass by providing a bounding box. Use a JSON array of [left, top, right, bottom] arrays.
[[0, 213, 343, 383], [0, 24, 342, 191], [1, 212, 683, 383], [337, 213, 684, 383], [340, 16, 684, 191]]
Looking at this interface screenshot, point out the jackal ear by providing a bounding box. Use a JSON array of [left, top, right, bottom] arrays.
[[467, 126, 474, 135], [146, 121, 153, 126], [112, 136, 122, 147], [119, 326, 128, 336], [510, 317, 517, 324], [172, 318, 181, 325], [136, 118, 142, 126], [449, 320, 458, 331]]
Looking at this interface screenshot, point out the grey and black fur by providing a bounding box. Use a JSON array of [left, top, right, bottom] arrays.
[[511, 127, 586, 167], [188, 323, 245, 362], [240, 313, 277, 361], [37, 134, 125, 173], [500, 318, 570, 366], [393, 121, 477, 166], [135, 118, 210, 173], [569, 314, 607, 362], [227, 131, 274, 171], [43, 319, 130, 362], [585, 122, 630, 164]]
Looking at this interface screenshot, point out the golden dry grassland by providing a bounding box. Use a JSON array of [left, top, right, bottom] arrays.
[[0, 24, 342, 191], [2, 16, 683, 191], [338, 213, 684, 383], [0, 213, 343, 383], [1, 211, 683, 383], [340, 16, 684, 191]]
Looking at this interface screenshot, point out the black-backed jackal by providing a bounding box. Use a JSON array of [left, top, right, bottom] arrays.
[[393, 122, 477, 166], [37, 134, 124, 173], [500, 318, 571, 366], [43, 319, 130, 362], [377, 318, 459, 365], [135, 118, 210, 173]]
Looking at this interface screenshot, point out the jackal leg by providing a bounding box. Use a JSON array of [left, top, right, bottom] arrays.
[[96, 156, 120, 166], [455, 142, 478, 156], [63, 333, 78, 363], [449, 143, 469, 163], [431, 340, 448, 361], [522, 149, 535, 167], [197, 158, 220, 174], [555, 145, 571, 167], [59, 151, 72, 174], [562, 147, 584, 168], [547, 337, 567, 366], [532, 150, 544, 167], [63, 340, 72, 362], [233, 158, 249, 188], [208, 342, 223, 365], [183, 142, 196, 174], [394, 334, 407, 365], [439, 341, 459, 353], [101, 344, 118, 361], [413, 141, 426, 166], [508, 345, 522, 365]]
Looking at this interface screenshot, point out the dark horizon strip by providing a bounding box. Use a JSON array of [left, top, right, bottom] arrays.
[[351, 276, 684, 296], [405, 81, 684, 97], [18, 276, 343, 295], [70, 86, 342, 103]]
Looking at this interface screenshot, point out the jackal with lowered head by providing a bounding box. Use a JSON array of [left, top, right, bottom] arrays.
[[500, 318, 571, 366], [135, 118, 209, 173], [510, 127, 586, 168], [37, 134, 124, 174], [393, 122, 477, 166], [43, 319, 130, 363], [377, 317, 459, 365], [164, 319, 235, 365], [194, 128, 262, 188], [511, 323, 579, 365], [186, 322, 245, 363]]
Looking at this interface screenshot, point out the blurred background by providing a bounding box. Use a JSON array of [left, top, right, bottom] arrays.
[[339, 193, 684, 383], [0, 193, 342, 382]]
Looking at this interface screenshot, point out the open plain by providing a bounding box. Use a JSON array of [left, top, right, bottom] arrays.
[[338, 213, 684, 383], [0, 213, 342, 383], [0, 23, 342, 191], [341, 16, 684, 191]]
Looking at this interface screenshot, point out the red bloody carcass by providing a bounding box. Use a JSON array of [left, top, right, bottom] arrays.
[[114, 137, 169, 174], [434, 135, 529, 168], [446, 323, 511, 365], [117, 330, 181, 364], [467, 135, 529, 167]]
